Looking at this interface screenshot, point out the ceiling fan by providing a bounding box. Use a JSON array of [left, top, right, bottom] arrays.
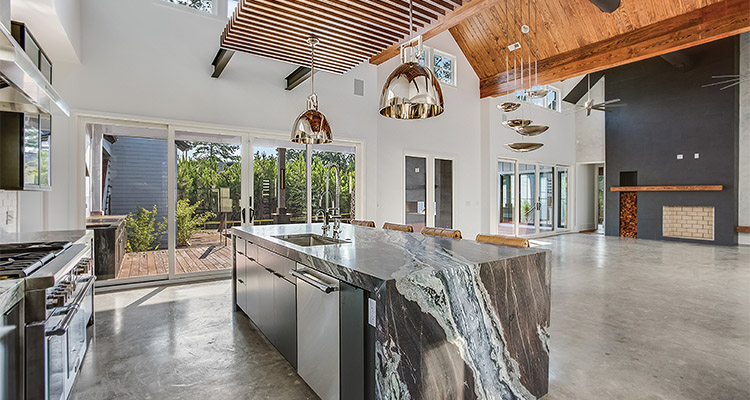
[[568, 74, 627, 116], [701, 74, 748, 91]]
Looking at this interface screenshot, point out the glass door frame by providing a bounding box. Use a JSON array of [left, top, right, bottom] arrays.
[[402, 152, 456, 229], [81, 114, 365, 287], [495, 157, 571, 238], [167, 125, 251, 281]]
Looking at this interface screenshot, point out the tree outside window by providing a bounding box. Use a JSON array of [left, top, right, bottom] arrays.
[[165, 0, 213, 12], [433, 50, 456, 86]]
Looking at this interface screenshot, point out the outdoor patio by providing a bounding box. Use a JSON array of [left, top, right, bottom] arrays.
[[116, 232, 232, 279]]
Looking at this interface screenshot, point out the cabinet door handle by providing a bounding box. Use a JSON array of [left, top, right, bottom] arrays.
[[290, 270, 337, 294], [248, 257, 256, 262], [238, 279, 245, 284]]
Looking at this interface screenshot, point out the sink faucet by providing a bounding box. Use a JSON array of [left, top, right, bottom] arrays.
[[325, 163, 342, 239], [315, 208, 330, 236]]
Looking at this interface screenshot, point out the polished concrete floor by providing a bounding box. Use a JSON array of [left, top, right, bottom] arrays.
[[70, 234, 750, 400]]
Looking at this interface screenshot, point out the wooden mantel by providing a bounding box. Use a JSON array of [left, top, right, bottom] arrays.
[[610, 185, 723, 192]]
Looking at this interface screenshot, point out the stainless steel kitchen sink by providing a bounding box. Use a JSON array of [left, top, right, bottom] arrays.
[[273, 234, 349, 247]]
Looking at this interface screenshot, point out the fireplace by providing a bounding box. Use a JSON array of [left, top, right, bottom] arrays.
[[663, 206, 715, 241]]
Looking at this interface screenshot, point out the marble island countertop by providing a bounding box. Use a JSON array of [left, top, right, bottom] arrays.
[[233, 223, 552, 399], [232, 223, 548, 292], [0, 278, 24, 314]]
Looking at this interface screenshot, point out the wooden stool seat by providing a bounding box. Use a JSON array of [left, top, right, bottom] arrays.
[[421, 227, 462, 239], [475, 234, 530, 248], [350, 219, 376, 228], [382, 222, 414, 232]]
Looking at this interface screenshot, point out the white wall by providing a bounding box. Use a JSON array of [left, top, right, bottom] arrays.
[[483, 80, 578, 236], [375, 32, 483, 238], [575, 164, 596, 231], [575, 77, 606, 163], [739, 32, 749, 245], [0, 191, 17, 234], [11, 0, 81, 62], [37, 0, 380, 232]]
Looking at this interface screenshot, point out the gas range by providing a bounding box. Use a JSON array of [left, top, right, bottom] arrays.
[[0, 241, 72, 279], [0, 234, 95, 400]]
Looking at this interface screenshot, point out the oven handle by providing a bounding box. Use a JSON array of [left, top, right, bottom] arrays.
[[45, 276, 96, 337]]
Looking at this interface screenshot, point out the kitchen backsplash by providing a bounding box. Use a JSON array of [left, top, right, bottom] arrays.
[[0, 190, 17, 234]]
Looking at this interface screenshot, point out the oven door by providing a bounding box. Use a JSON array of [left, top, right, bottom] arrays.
[[45, 276, 95, 400], [1, 301, 24, 400]]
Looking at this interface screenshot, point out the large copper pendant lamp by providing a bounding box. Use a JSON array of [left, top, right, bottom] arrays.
[[291, 37, 332, 144], [378, 0, 444, 119]]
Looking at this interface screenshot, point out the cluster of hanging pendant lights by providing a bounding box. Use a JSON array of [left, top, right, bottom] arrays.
[[500, 0, 549, 152]]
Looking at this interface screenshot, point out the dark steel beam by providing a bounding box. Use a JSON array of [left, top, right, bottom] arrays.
[[211, 48, 235, 78], [285, 66, 312, 91]]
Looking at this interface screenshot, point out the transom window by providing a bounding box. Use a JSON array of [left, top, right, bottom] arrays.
[[433, 49, 456, 86], [164, 0, 213, 12], [515, 85, 561, 112]]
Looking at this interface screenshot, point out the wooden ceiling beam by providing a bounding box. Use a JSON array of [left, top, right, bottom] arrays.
[[266, 0, 408, 40], [346, 0, 429, 26], [245, 0, 399, 47], [377, 0, 440, 21], [479, 0, 750, 98], [231, 10, 383, 53], [369, 0, 497, 65], [226, 21, 373, 61]]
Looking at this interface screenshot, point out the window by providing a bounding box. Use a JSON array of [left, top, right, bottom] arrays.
[[227, 0, 239, 17], [433, 50, 456, 86], [434, 159, 453, 229], [164, 0, 213, 13], [417, 46, 430, 68], [405, 156, 427, 232], [515, 85, 561, 112]]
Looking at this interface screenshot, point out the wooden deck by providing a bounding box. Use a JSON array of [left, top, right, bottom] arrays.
[[117, 243, 232, 279]]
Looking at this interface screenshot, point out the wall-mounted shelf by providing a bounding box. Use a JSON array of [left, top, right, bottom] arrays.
[[737, 226, 750, 233], [610, 185, 723, 192]]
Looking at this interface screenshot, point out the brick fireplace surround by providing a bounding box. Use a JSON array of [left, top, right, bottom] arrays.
[[663, 206, 715, 241]]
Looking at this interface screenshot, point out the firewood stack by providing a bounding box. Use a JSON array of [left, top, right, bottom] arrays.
[[619, 192, 638, 238]]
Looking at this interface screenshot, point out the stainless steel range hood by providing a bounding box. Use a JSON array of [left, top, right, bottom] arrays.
[[0, 19, 69, 116]]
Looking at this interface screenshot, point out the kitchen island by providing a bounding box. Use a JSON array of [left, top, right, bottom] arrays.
[[232, 224, 550, 400]]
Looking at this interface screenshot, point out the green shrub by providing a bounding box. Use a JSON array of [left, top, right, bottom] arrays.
[[177, 199, 215, 247], [125, 205, 167, 252]]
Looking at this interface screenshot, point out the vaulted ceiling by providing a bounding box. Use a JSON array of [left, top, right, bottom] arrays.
[[221, 0, 750, 97], [221, 0, 466, 74], [449, 0, 749, 97]]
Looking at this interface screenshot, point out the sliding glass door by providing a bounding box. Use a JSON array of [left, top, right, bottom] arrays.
[[518, 163, 537, 235], [497, 160, 569, 237], [174, 130, 243, 276]]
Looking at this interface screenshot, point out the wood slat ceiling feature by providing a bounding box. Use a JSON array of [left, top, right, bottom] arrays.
[[478, 0, 750, 97], [221, 0, 465, 74], [451, 0, 750, 97]]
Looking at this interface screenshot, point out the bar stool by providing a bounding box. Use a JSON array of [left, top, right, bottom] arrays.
[[421, 227, 463, 239], [475, 234, 530, 248], [350, 219, 376, 228], [382, 222, 414, 233]]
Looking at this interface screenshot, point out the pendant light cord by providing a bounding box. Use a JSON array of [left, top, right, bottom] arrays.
[[310, 40, 315, 96], [409, 0, 413, 41]]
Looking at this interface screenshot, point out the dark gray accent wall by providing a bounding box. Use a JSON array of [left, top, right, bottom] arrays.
[[605, 37, 740, 245]]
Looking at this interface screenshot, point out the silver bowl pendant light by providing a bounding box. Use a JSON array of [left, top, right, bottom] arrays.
[[378, 0, 444, 119], [291, 37, 332, 144], [505, 0, 545, 152], [497, 0, 520, 114]]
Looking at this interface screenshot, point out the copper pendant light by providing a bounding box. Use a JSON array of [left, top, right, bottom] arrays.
[[291, 37, 332, 144], [378, 0, 444, 119]]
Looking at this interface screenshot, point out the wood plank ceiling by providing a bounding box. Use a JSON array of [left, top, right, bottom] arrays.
[[221, 0, 466, 74], [447, 0, 749, 97]]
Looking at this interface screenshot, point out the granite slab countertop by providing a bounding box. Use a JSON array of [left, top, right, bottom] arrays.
[[0, 230, 93, 246], [0, 279, 24, 314], [232, 224, 548, 292]]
